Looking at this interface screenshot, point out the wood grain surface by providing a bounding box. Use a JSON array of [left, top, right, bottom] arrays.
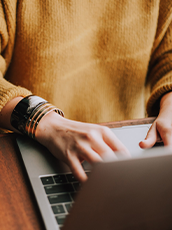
[[100, 117, 156, 128], [0, 133, 45, 230], [0, 118, 155, 229]]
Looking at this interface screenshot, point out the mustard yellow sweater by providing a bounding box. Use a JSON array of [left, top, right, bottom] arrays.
[[0, 0, 172, 124]]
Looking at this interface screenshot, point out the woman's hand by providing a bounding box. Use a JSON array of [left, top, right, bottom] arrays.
[[0, 96, 130, 182], [140, 91, 172, 149], [35, 112, 130, 182]]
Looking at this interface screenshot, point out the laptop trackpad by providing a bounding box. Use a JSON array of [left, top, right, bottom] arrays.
[[111, 125, 151, 157]]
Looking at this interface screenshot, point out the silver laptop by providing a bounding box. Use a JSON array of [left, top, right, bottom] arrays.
[[63, 146, 172, 230], [16, 123, 171, 230]]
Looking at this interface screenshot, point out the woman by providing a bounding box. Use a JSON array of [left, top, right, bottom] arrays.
[[0, 0, 172, 182]]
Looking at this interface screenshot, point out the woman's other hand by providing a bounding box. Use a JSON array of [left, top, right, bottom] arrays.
[[140, 91, 172, 149]]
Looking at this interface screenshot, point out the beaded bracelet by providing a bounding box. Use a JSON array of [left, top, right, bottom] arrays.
[[10, 95, 64, 138]]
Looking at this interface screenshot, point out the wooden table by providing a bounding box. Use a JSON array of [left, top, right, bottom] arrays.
[[0, 117, 155, 230]]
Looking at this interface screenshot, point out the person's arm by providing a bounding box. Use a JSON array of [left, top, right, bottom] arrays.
[[140, 7, 172, 149], [0, 96, 130, 182]]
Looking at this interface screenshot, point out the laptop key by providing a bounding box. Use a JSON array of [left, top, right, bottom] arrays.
[[65, 203, 73, 213], [44, 184, 74, 194], [53, 175, 67, 184], [52, 204, 65, 214], [66, 173, 78, 182], [40, 176, 54, 185], [48, 194, 72, 204], [55, 215, 67, 225]]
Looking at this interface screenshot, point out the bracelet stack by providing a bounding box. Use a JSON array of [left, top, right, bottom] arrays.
[[10, 95, 64, 139]]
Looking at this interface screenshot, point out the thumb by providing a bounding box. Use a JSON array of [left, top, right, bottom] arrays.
[[139, 123, 157, 149]]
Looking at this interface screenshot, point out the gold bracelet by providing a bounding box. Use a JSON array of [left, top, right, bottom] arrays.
[[25, 103, 53, 136], [31, 107, 58, 139], [25, 103, 49, 134], [25, 103, 64, 139]]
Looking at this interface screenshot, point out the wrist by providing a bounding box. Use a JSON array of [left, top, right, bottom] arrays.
[[160, 91, 172, 111], [35, 110, 65, 144]]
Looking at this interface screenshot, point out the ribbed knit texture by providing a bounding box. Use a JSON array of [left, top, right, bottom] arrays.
[[0, 0, 172, 123]]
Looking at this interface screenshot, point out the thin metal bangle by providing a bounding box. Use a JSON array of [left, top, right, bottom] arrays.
[[25, 103, 52, 135], [30, 106, 58, 139]]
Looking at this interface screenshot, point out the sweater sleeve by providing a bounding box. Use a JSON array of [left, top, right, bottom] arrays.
[[0, 0, 31, 113], [146, 2, 172, 116]]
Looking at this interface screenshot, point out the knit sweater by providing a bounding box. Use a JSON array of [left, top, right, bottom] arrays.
[[0, 0, 172, 124]]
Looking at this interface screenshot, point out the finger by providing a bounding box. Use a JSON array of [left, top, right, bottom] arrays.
[[102, 127, 130, 156], [78, 144, 104, 163], [91, 141, 118, 161], [68, 156, 88, 183], [139, 123, 157, 149]]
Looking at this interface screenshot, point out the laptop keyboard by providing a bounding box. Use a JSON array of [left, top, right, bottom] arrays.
[[40, 172, 90, 229]]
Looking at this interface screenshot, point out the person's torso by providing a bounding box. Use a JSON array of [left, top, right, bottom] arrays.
[[5, 0, 160, 122]]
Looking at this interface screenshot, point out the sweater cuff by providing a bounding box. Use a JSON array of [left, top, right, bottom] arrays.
[[0, 81, 32, 112], [146, 71, 172, 116]]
